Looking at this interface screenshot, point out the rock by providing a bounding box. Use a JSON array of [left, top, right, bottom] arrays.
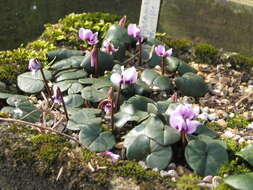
[[203, 175, 213, 183], [176, 166, 185, 176], [168, 162, 176, 170], [167, 170, 179, 178], [238, 137, 245, 144], [198, 112, 209, 121], [208, 113, 219, 121], [224, 130, 235, 138], [212, 176, 223, 189]]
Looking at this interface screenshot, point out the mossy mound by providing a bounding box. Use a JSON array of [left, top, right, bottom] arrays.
[[0, 124, 176, 190], [0, 12, 120, 83]]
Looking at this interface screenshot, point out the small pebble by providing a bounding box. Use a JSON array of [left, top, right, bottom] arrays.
[[224, 130, 235, 138], [208, 113, 219, 121], [176, 166, 185, 176], [167, 170, 179, 178], [212, 176, 223, 188], [168, 162, 176, 170], [238, 138, 245, 144], [203, 175, 213, 183]]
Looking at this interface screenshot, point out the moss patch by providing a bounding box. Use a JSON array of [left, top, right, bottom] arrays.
[[195, 43, 219, 64], [176, 174, 202, 190], [227, 115, 250, 129]]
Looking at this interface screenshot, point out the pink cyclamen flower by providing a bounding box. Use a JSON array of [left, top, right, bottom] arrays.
[[52, 87, 63, 104], [79, 28, 99, 45], [169, 104, 201, 134], [104, 103, 112, 115], [28, 58, 42, 76], [101, 41, 118, 55], [155, 45, 173, 57], [127, 24, 141, 39], [102, 151, 120, 162], [119, 15, 127, 27], [110, 66, 138, 86]]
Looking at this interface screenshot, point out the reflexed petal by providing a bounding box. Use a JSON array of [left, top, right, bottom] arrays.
[[104, 103, 112, 114], [28, 58, 41, 73], [52, 87, 63, 104], [155, 45, 165, 57], [164, 48, 173, 57], [110, 73, 122, 86], [79, 28, 92, 41], [185, 119, 201, 134], [88, 32, 99, 45], [127, 24, 141, 38], [102, 151, 120, 162], [119, 15, 127, 27], [169, 114, 186, 132], [122, 67, 138, 84]]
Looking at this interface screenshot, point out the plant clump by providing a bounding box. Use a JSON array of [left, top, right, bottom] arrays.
[[195, 43, 219, 64]]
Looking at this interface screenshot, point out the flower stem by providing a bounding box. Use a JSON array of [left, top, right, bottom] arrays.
[[94, 46, 99, 77], [161, 57, 165, 75], [40, 69, 52, 98], [138, 38, 142, 65], [115, 83, 121, 111], [109, 88, 115, 131], [58, 89, 69, 122]]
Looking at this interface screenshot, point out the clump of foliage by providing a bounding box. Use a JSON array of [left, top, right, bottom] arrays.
[[227, 115, 250, 129], [227, 54, 253, 71], [176, 174, 202, 190], [195, 43, 219, 64], [41, 12, 121, 49], [31, 134, 71, 165]]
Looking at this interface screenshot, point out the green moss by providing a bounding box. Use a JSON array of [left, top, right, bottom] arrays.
[[195, 43, 219, 64], [227, 115, 250, 129], [113, 161, 160, 180], [0, 12, 120, 83], [176, 174, 202, 190], [218, 157, 251, 176], [41, 12, 120, 49], [206, 122, 222, 132], [31, 134, 71, 166], [228, 54, 253, 71], [214, 183, 234, 190]]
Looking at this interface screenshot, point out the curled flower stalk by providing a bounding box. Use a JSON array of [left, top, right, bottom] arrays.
[[155, 45, 173, 75], [98, 87, 115, 131], [52, 86, 69, 122], [29, 58, 52, 98]]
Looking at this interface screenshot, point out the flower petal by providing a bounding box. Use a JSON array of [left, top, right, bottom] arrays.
[[122, 67, 138, 84], [127, 24, 141, 38], [79, 28, 92, 41], [110, 73, 122, 86], [185, 119, 201, 134], [164, 48, 173, 57], [155, 45, 165, 57], [169, 114, 186, 132]]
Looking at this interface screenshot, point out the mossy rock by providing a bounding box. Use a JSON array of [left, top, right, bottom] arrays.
[[195, 43, 219, 64]]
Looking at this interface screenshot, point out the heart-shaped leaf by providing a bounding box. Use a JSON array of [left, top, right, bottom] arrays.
[[67, 108, 101, 131], [79, 122, 115, 152], [68, 83, 83, 94], [236, 144, 253, 166], [175, 72, 208, 97], [55, 69, 87, 82], [17, 70, 52, 94], [51, 56, 84, 70], [81, 86, 107, 102], [63, 94, 83, 108], [185, 138, 228, 176], [224, 172, 253, 190], [47, 49, 83, 62]]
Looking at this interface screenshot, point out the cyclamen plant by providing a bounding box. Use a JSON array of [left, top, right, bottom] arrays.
[[127, 24, 143, 65], [169, 104, 201, 145], [110, 66, 138, 110], [155, 45, 173, 75]]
